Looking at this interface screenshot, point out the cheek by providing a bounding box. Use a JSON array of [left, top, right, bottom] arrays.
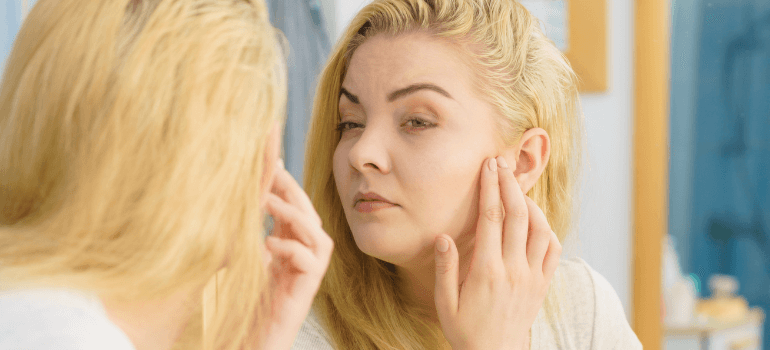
[[401, 147, 484, 237], [431, 166, 480, 234], [332, 142, 350, 193]]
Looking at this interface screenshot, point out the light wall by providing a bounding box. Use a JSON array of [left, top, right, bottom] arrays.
[[576, 0, 635, 319], [326, 0, 636, 318], [1, 2, 28, 72]]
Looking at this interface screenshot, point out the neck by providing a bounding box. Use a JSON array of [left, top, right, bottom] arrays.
[[101, 285, 201, 350], [395, 232, 476, 324], [396, 252, 532, 350]]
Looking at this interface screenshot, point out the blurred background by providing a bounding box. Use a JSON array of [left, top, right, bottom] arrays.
[[665, 0, 769, 349], [2, 0, 768, 349]]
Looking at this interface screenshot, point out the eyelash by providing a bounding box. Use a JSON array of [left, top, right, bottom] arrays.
[[336, 117, 436, 133], [335, 121, 363, 132], [402, 117, 435, 130]]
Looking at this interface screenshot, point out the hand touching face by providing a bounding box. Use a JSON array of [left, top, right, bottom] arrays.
[[433, 157, 561, 350], [259, 160, 333, 349]]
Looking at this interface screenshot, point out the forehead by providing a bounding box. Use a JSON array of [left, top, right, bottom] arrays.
[[342, 32, 477, 98]]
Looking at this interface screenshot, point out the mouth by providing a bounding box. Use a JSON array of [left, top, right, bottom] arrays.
[[353, 192, 399, 213]]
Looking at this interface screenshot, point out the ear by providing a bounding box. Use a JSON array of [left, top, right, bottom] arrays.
[[500, 128, 550, 194], [260, 124, 282, 207]]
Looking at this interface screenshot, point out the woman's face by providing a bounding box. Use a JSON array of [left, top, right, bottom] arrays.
[[333, 32, 503, 266]]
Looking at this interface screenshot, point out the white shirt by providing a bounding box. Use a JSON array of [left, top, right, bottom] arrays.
[[0, 288, 135, 350], [291, 258, 643, 350]]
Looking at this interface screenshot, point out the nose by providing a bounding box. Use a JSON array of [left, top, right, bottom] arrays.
[[347, 124, 391, 174]]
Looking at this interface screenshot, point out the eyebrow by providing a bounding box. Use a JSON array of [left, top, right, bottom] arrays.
[[340, 88, 359, 104], [339, 83, 454, 105], [387, 83, 453, 102]]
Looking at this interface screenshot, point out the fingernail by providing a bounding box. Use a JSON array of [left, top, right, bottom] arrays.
[[277, 159, 284, 169], [488, 158, 497, 172], [497, 156, 509, 169], [436, 237, 449, 253]]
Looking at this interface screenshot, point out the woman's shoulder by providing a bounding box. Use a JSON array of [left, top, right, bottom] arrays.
[[0, 288, 135, 350], [291, 308, 335, 350], [532, 257, 642, 350]]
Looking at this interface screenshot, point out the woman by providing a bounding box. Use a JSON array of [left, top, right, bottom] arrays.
[[295, 0, 642, 349], [0, 0, 332, 349]]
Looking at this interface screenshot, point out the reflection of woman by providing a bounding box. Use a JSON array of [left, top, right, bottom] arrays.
[[295, 0, 642, 349], [0, 1, 331, 349]]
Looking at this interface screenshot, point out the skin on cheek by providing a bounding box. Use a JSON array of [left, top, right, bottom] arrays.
[[332, 143, 350, 204], [406, 150, 485, 244]]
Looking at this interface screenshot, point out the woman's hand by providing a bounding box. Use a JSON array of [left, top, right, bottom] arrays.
[[433, 156, 561, 350], [260, 160, 333, 350]]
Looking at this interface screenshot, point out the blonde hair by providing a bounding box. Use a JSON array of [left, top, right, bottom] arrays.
[[303, 0, 583, 348], [0, 0, 286, 349]]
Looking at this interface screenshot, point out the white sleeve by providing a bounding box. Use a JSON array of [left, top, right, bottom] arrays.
[[291, 310, 335, 350], [586, 267, 644, 349], [0, 289, 136, 350]]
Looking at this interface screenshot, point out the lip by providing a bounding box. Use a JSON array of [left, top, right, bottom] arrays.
[[353, 191, 399, 213]]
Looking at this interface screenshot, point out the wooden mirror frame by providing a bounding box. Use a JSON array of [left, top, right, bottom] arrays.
[[565, 0, 608, 92], [632, 0, 669, 349]]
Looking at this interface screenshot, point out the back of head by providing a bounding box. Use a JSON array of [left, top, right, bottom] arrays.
[[304, 0, 582, 349], [0, 0, 286, 348]]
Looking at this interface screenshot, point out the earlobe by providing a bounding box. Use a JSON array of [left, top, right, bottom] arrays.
[[503, 128, 550, 194]]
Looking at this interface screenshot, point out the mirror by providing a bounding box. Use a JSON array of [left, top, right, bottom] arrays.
[[664, 0, 770, 349]]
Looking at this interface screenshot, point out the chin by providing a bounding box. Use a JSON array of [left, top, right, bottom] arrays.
[[350, 226, 426, 266]]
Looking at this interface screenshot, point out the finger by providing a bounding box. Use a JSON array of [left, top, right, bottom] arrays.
[[271, 161, 322, 226], [434, 235, 459, 323], [314, 230, 334, 268], [265, 236, 318, 275], [523, 195, 552, 270], [542, 231, 562, 279], [496, 156, 529, 266], [263, 247, 273, 267], [265, 193, 318, 249], [474, 158, 504, 263]]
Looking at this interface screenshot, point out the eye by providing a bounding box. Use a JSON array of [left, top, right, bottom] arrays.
[[402, 117, 435, 131], [336, 121, 364, 132]]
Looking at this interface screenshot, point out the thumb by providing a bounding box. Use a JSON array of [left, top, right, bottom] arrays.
[[263, 238, 274, 267], [264, 249, 273, 267], [434, 234, 459, 323]]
